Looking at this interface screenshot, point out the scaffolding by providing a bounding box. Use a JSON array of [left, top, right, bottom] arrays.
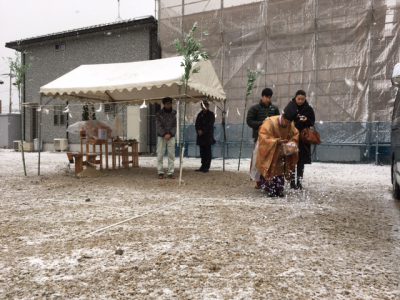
[[158, 0, 400, 162]]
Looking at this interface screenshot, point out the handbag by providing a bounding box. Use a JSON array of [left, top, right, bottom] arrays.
[[301, 127, 321, 145]]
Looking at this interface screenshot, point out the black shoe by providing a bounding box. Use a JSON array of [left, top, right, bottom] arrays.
[[290, 180, 298, 190], [297, 182, 303, 190], [200, 169, 209, 173], [195, 168, 203, 172], [297, 178, 303, 190]]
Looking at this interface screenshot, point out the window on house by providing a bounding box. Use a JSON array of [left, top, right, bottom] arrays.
[[60, 114, 65, 125], [55, 43, 66, 52], [53, 106, 66, 126], [104, 103, 115, 114]]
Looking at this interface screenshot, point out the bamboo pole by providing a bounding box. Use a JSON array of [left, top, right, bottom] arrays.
[[238, 70, 259, 171], [175, 20, 208, 184], [178, 93, 187, 186], [237, 94, 249, 171]]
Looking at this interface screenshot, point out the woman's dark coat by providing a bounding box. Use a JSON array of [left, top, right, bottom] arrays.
[[195, 110, 216, 146], [292, 99, 315, 164]]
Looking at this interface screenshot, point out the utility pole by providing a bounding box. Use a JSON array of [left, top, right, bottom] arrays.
[[117, 0, 121, 20], [9, 70, 12, 113], [0, 79, 3, 113]]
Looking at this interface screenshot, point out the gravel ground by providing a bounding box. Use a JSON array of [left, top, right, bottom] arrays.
[[0, 150, 399, 299]]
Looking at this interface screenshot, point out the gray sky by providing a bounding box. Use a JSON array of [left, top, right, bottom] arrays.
[[0, 0, 155, 113]]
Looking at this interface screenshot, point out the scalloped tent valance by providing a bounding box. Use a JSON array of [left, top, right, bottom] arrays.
[[39, 56, 226, 103]]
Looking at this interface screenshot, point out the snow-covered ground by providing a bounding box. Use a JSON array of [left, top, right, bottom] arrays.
[[0, 149, 399, 299]]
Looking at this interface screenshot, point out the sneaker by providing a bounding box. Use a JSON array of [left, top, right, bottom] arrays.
[[158, 174, 164, 179], [167, 174, 175, 179]]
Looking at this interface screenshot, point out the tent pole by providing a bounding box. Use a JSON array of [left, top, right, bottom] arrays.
[[38, 96, 43, 176], [220, 0, 226, 172], [178, 0, 185, 185], [222, 100, 226, 172], [215, 102, 226, 171]]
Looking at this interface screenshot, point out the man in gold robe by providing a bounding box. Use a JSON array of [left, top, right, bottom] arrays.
[[256, 101, 299, 197]]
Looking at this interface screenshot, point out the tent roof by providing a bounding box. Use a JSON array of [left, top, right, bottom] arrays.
[[39, 56, 226, 103]]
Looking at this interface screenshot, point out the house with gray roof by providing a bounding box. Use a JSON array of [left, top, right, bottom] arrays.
[[5, 16, 160, 152]]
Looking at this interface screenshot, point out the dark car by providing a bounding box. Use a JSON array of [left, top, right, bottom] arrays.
[[391, 63, 400, 199]]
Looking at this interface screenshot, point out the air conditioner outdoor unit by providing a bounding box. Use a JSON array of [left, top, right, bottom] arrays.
[[33, 138, 42, 152], [54, 138, 68, 151], [23, 142, 34, 152], [13, 140, 21, 152]]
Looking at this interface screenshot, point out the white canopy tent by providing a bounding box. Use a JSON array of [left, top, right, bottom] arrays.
[[36, 56, 227, 180], [39, 56, 226, 103]]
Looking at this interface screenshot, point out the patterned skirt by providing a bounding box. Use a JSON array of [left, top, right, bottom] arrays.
[[260, 175, 285, 196]]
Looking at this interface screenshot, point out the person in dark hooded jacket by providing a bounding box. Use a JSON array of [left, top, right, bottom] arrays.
[[195, 100, 215, 172], [289, 90, 315, 190]]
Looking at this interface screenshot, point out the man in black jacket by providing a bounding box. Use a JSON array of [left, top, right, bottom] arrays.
[[195, 100, 215, 173], [246, 88, 280, 142]]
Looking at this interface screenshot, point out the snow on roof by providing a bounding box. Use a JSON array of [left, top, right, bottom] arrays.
[[5, 16, 156, 50]]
